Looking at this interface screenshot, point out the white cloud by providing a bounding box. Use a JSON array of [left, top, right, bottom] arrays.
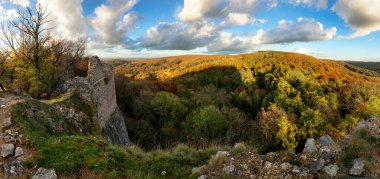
[[207, 31, 263, 52], [0, 5, 18, 22], [286, 0, 328, 9], [9, 0, 29, 7], [140, 21, 218, 50], [294, 47, 310, 54], [178, 0, 221, 22], [140, 17, 335, 53], [225, 13, 255, 26], [91, 0, 140, 47], [261, 17, 336, 44], [178, 0, 272, 26], [37, 0, 86, 41], [333, 0, 380, 39]]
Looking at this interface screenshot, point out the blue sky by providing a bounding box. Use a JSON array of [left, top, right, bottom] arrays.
[[1, 0, 380, 61]]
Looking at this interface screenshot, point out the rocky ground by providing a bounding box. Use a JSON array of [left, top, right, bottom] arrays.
[[0, 92, 57, 178], [1, 91, 379, 178], [193, 117, 380, 179]]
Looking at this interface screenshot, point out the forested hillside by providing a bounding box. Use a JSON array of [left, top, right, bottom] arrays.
[[346, 61, 380, 76], [115, 51, 380, 152]]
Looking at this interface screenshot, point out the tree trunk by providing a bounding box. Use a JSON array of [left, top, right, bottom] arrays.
[[0, 83, 5, 92]]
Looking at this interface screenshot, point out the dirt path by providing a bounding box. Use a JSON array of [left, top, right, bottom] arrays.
[[0, 92, 37, 178]]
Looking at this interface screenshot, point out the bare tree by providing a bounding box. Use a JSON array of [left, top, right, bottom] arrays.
[[0, 4, 88, 98], [44, 38, 87, 97], [1, 5, 51, 82]]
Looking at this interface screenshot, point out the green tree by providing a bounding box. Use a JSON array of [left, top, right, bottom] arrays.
[[151, 91, 186, 142], [183, 106, 228, 144], [221, 107, 250, 144], [298, 109, 326, 138]]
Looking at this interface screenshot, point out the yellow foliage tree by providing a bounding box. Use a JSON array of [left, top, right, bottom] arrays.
[[276, 116, 298, 149]]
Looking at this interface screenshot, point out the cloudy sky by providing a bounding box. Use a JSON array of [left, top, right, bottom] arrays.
[[1, 0, 380, 61]]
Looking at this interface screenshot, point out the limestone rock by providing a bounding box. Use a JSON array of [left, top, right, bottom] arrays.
[[349, 158, 365, 176], [192, 165, 206, 174], [32, 168, 57, 179], [1, 143, 14, 158], [62, 56, 132, 145], [321, 152, 334, 161], [367, 116, 380, 139], [355, 120, 369, 132], [215, 151, 230, 158], [14, 147, 23, 157], [233, 143, 245, 148], [223, 165, 235, 174], [303, 138, 317, 153], [323, 164, 338, 177], [241, 163, 248, 170], [3, 117, 11, 128], [319, 135, 335, 147], [355, 117, 380, 139], [102, 107, 132, 145], [280, 162, 292, 171], [264, 161, 272, 169], [310, 158, 324, 174], [198, 175, 207, 179], [292, 166, 300, 173], [3, 160, 23, 178]]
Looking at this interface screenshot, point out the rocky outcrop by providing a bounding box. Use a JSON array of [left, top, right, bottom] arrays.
[[63, 56, 131, 145], [355, 116, 380, 139]]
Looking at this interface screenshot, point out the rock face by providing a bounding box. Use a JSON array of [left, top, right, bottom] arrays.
[[102, 108, 132, 144], [87, 57, 131, 145], [64, 56, 131, 145], [86, 57, 118, 128]]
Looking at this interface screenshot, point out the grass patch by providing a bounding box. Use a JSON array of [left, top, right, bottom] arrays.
[[12, 100, 224, 178], [341, 129, 380, 176]]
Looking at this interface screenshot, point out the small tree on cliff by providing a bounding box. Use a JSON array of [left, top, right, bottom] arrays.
[[0, 4, 87, 98]]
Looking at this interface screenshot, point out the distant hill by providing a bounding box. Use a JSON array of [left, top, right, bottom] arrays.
[[345, 61, 380, 76], [115, 51, 380, 84]]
